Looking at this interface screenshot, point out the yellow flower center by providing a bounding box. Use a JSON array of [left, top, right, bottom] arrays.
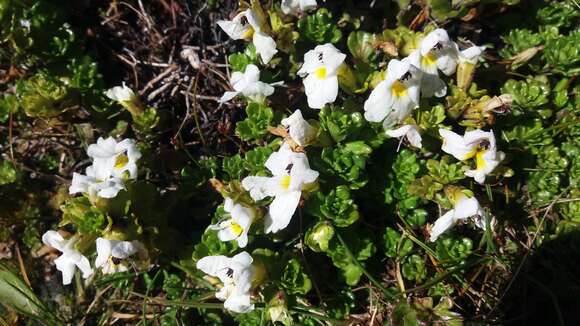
[[114, 154, 129, 169], [475, 150, 487, 170], [391, 80, 408, 98], [462, 149, 477, 161], [314, 66, 327, 80], [242, 27, 254, 40], [421, 52, 437, 68], [448, 190, 466, 205], [230, 221, 244, 237], [280, 175, 291, 190]]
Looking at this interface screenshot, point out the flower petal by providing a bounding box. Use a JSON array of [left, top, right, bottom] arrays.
[[430, 210, 456, 242], [42, 230, 66, 252], [265, 191, 301, 233], [95, 237, 112, 268], [253, 32, 278, 64], [364, 80, 394, 122]]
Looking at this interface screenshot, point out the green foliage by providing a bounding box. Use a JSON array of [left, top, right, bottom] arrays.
[[347, 31, 377, 63], [305, 221, 335, 252], [318, 106, 364, 143], [0, 263, 59, 324], [281, 259, 312, 295], [499, 29, 543, 59], [297, 8, 342, 44], [327, 232, 376, 285], [4, 0, 580, 324], [435, 236, 473, 265], [402, 254, 427, 282], [536, 1, 580, 29], [60, 197, 108, 235], [16, 73, 74, 118], [235, 102, 274, 141], [228, 44, 259, 72], [501, 77, 550, 109], [318, 141, 372, 189], [0, 161, 17, 185], [383, 227, 413, 259], [0, 94, 17, 123], [425, 157, 466, 185], [543, 31, 580, 75], [319, 186, 360, 227], [385, 149, 422, 211]]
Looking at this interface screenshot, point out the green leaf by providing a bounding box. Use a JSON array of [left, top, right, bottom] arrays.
[[0, 94, 18, 123], [402, 254, 427, 282], [16, 73, 74, 118], [244, 146, 274, 176], [235, 102, 274, 141], [501, 77, 550, 109], [317, 142, 371, 189], [280, 259, 312, 295], [406, 209, 428, 228], [327, 231, 376, 285], [297, 8, 342, 44], [319, 186, 360, 227], [305, 221, 335, 252], [0, 161, 17, 186], [427, 0, 459, 22], [222, 154, 244, 180], [318, 106, 365, 143], [543, 30, 580, 75], [383, 227, 413, 258], [426, 157, 466, 185], [393, 301, 420, 326], [0, 262, 58, 324], [536, 1, 580, 29], [228, 44, 258, 72], [435, 236, 473, 265], [347, 31, 377, 63], [499, 29, 543, 59], [60, 197, 107, 235]]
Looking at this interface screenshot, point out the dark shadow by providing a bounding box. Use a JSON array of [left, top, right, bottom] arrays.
[[501, 230, 580, 326]]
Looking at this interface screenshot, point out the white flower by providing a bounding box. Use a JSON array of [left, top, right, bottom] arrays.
[[385, 125, 422, 149], [94, 237, 144, 274], [42, 230, 93, 285], [281, 109, 317, 147], [458, 45, 485, 65], [439, 129, 505, 184], [242, 143, 319, 233], [219, 64, 277, 103], [210, 198, 256, 248], [364, 59, 422, 128], [105, 83, 136, 103], [196, 252, 255, 313], [217, 12, 253, 40], [429, 192, 485, 242], [297, 43, 346, 109], [69, 166, 125, 199], [456, 45, 485, 89], [87, 137, 141, 180], [281, 0, 317, 15], [408, 28, 458, 98], [217, 10, 278, 64]]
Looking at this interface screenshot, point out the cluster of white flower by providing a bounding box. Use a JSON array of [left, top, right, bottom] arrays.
[[364, 28, 484, 143], [197, 2, 506, 314], [41, 231, 146, 285], [198, 128, 319, 312], [43, 135, 147, 285], [69, 137, 141, 199]]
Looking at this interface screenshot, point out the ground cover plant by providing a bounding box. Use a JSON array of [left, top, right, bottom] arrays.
[[0, 0, 579, 325]]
